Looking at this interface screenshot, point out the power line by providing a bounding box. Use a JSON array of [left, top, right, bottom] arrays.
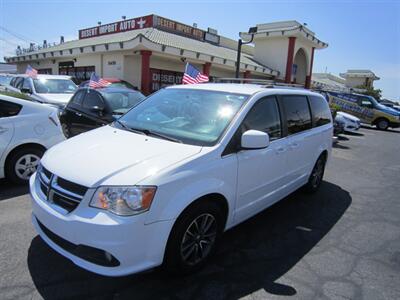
[[0, 26, 39, 44]]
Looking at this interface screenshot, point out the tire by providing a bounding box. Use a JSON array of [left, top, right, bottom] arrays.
[[5, 147, 44, 184], [376, 118, 389, 131], [304, 154, 326, 193], [163, 201, 224, 275], [61, 122, 71, 138]]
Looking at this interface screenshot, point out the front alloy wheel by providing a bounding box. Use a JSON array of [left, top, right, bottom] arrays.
[[164, 201, 223, 274], [180, 213, 217, 266]]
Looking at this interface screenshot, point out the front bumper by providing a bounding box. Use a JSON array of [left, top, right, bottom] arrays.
[[29, 173, 174, 276]]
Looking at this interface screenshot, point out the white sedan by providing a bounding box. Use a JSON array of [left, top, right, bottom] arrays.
[[0, 94, 65, 184], [335, 111, 361, 132]]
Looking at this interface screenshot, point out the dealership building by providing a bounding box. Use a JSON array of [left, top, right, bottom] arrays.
[[5, 15, 328, 94]]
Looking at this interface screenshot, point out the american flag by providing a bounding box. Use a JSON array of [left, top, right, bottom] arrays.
[[25, 65, 38, 78], [89, 73, 111, 88], [182, 63, 209, 84]]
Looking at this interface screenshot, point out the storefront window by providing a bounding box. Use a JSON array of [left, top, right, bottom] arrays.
[[38, 68, 52, 74], [150, 68, 183, 93], [59, 62, 95, 84]]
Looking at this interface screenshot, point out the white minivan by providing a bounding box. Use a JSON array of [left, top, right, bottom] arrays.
[[29, 84, 333, 276]]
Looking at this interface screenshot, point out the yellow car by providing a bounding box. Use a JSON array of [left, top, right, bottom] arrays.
[[326, 92, 400, 130]]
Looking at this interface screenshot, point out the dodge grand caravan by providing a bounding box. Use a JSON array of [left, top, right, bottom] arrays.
[[30, 84, 333, 276]]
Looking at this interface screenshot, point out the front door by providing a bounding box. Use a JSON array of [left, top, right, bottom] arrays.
[[236, 96, 289, 223], [76, 90, 108, 135]]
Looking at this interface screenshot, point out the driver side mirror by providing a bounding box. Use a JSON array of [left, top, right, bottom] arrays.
[[91, 105, 105, 116], [241, 130, 270, 150], [20, 87, 32, 94]]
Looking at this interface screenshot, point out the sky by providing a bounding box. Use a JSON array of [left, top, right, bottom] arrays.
[[0, 0, 399, 100]]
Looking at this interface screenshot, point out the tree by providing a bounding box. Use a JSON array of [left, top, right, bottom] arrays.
[[355, 85, 382, 100]]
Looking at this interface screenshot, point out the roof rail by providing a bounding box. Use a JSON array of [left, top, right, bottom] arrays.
[[213, 78, 305, 89]]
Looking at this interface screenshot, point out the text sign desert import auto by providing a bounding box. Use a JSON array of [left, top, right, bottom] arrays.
[[79, 15, 153, 39]]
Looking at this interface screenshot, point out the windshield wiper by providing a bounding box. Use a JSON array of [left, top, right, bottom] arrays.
[[114, 120, 146, 135], [115, 121, 182, 143], [131, 127, 182, 143]]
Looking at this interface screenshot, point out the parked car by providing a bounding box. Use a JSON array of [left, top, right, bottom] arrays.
[[60, 87, 145, 137], [326, 91, 400, 130], [30, 84, 332, 276], [335, 111, 361, 132], [79, 78, 138, 90], [333, 118, 345, 136], [0, 94, 65, 184], [9, 74, 77, 109], [0, 74, 14, 86]]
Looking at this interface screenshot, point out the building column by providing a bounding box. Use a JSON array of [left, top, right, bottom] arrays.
[[284, 37, 296, 83], [243, 70, 251, 78], [140, 50, 152, 95], [203, 62, 211, 76], [305, 47, 315, 89]]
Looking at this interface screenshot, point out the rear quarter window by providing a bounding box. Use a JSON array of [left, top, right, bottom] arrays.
[[0, 100, 23, 118], [309, 95, 332, 126]]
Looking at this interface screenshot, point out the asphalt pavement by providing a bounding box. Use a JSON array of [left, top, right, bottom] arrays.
[[0, 126, 399, 300]]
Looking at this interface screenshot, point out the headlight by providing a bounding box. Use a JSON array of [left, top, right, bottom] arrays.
[[90, 186, 157, 216]]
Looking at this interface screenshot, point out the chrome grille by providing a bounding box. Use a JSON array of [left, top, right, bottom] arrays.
[[37, 165, 88, 213]]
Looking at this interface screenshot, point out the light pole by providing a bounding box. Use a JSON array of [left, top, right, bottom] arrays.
[[235, 26, 257, 79]]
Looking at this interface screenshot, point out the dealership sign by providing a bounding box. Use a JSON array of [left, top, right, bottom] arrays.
[[79, 15, 153, 39], [78, 15, 218, 43]]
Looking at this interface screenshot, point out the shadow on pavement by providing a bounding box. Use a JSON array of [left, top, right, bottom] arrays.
[[333, 142, 350, 150], [0, 179, 29, 201], [27, 181, 351, 300], [343, 131, 364, 137]]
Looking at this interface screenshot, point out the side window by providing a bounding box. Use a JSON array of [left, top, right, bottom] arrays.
[[15, 77, 24, 89], [70, 90, 86, 106], [10, 77, 16, 86], [281, 95, 312, 135], [309, 95, 332, 127], [0, 100, 23, 118], [359, 97, 373, 108], [82, 91, 104, 110], [242, 96, 281, 141], [22, 78, 32, 90]]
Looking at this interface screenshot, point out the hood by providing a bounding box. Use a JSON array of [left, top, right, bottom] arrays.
[[36, 93, 74, 104], [337, 111, 360, 121], [376, 104, 400, 116], [41, 125, 202, 187]]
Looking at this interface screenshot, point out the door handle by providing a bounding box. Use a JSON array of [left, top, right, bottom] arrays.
[[289, 142, 299, 149], [0, 127, 9, 134], [75, 112, 82, 117], [275, 147, 286, 154]]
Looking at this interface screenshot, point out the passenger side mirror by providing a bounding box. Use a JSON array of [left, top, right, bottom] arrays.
[[20, 87, 32, 94], [241, 130, 270, 150]]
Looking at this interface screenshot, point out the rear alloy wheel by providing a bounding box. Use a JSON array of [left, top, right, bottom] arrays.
[[6, 147, 44, 184], [376, 119, 389, 131], [304, 155, 326, 193], [164, 201, 223, 274]]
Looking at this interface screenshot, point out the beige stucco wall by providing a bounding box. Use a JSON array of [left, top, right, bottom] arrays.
[[254, 37, 289, 80], [345, 77, 369, 88]]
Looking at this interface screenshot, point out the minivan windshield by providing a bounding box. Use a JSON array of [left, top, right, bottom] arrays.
[[102, 91, 145, 115], [117, 88, 248, 146], [33, 78, 77, 94]]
